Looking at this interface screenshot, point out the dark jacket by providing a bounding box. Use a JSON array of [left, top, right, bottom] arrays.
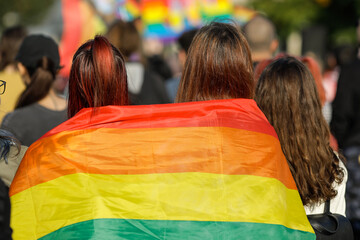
[[128, 64, 170, 105], [0, 178, 11, 240], [331, 58, 360, 149]]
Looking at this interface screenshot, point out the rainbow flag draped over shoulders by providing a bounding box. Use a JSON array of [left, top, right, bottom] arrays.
[[10, 99, 315, 240]]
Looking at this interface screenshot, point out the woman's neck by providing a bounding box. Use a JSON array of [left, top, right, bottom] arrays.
[[38, 89, 67, 111], [3, 64, 17, 74]]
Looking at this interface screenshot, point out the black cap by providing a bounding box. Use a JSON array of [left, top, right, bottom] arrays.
[[15, 34, 61, 70]]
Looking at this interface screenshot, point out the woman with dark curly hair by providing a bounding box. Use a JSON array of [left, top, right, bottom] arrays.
[[255, 56, 346, 215]]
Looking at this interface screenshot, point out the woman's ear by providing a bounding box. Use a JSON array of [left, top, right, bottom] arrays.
[[17, 62, 31, 85]]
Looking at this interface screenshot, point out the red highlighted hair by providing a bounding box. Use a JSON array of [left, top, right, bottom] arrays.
[[68, 36, 128, 118]]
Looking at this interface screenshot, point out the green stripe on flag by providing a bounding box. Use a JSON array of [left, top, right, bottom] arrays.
[[39, 218, 315, 240]]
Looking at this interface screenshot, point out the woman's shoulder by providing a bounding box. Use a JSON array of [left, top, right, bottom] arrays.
[[305, 152, 348, 216], [0, 143, 28, 187]]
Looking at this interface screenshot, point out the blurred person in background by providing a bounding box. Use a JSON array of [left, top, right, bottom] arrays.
[[0, 26, 27, 122], [322, 51, 340, 124], [331, 18, 360, 237], [0, 176, 11, 240], [166, 28, 198, 102], [0, 80, 28, 240], [127, 16, 173, 81], [1, 35, 67, 146], [243, 14, 279, 68], [255, 56, 346, 216], [106, 20, 169, 105], [145, 39, 173, 82]]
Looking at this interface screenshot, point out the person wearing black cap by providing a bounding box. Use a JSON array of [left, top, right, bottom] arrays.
[[0, 34, 67, 147]]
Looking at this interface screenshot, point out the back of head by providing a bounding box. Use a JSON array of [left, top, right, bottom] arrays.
[[255, 56, 343, 206], [68, 35, 128, 118], [254, 54, 326, 105], [243, 15, 276, 53], [176, 21, 254, 103], [15, 34, 60, 109], [106, 20, 141, 60], [178, 29, 198, 54], [0, 25, 27, 71]]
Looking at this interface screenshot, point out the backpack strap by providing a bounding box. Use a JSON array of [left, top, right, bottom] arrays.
[[324, 199, 331, 213]]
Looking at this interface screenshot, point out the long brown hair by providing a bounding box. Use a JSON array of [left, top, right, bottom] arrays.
[[255, 56, 344, 206], [68, 35, 128, 118], [176, 21, 254, 102]]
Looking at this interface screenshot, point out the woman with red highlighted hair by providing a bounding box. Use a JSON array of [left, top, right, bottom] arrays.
[[68, 35, 129, 118]]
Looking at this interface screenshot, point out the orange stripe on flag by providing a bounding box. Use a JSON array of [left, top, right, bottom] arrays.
[[10, 126, 296, 196]]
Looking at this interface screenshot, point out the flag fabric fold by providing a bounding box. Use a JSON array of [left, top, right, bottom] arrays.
[[10, 98, 315, 240]]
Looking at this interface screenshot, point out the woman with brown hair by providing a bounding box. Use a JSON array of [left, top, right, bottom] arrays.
[[255, 56, 346, 215], [176, 21, 254, 102], [169, 22, 317, 238]]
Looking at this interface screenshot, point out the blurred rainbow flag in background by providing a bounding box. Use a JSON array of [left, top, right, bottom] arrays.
[[10, 99, 315, 240], [115, 0, 256, 39]]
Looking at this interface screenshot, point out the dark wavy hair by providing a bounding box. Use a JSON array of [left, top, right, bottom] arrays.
[[176, 21, 254, 102], [15, 56, 56, 109], [0, 130, 20, 164], [68, 35, 129, 118], [255, 56, 344, 206]]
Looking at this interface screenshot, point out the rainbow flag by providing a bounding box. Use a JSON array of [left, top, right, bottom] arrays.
[[10, 99, 315, 240], [120, 0, 235, 40]]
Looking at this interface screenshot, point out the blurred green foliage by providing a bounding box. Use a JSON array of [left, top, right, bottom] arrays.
[[248, 0, 320, 41], [0, 0, 55, 30], [247, 0, 359, 48]]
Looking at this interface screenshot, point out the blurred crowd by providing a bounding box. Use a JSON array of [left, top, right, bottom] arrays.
[[0, 7, 359, 240]]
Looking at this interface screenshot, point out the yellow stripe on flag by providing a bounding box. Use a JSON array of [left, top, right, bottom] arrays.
[[11, 172, 312, 239]]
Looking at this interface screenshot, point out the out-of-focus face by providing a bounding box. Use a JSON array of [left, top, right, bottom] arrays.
[[178, 49, 187, 69]]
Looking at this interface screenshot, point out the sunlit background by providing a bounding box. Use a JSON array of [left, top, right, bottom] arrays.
[[1, 0, 359, 77]]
